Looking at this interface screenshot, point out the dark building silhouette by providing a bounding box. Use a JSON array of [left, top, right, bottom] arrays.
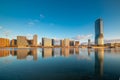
[[69, 40, 74, 46]]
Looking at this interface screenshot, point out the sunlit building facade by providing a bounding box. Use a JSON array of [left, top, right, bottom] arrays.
[[64, 39, 70, 47], [42, 38, 52, 47], [60, 40, 64, 47], [0, 38, 10, 47], [33, 34, 38, 46], [75, 41, 80, 47], [17, 36, 28, 47]]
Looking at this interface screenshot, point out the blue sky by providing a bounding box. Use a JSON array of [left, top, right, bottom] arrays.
[[0, 0, 120, 43]]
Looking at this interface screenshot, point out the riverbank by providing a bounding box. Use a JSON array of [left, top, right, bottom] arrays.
[[0, 46, 120, 49]]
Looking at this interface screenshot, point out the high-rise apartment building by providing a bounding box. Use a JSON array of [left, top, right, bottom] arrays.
[[64, 39, 70, 47], [33, 34, 38, 46], [42, 38, 52, 47], [17, 36, 28, 47], [95, 18, 104, 46]]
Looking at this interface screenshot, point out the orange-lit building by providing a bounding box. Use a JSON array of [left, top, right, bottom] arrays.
[[60, 39, 70, 47], [33, 34, 38, 46], [75, 41, 80, 47], [0, 38, 10, 47]]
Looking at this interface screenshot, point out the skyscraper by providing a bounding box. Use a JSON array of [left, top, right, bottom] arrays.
[[88, 39, 91, 48], [95, 18, 104, 46]]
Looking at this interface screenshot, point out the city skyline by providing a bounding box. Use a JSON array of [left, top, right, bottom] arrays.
[[0, 0, 120, 43]]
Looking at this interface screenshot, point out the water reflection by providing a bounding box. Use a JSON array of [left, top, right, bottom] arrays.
[[10, 48, 37, 61], [75, 48, 79, 54], [0, 48, 10, 57], [42, 48, 53, 58], [61, 48, 70, 57], [42, 48, 79, 58], [0, 48, 120, 80], [95, 48, 104, 78], [88, 48, 91, 56], [0, 48, 80, 59], [53, 48, 62, 57]]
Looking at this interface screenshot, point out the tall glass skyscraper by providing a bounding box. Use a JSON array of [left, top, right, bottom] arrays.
[[95, 18, 104, 46]]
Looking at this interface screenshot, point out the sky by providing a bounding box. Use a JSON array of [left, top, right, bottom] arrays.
[[0, 0, 120, 43]]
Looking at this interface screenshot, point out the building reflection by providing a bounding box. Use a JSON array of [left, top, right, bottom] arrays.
[[0, 48, 10, 57], [41, 48, 80, 58], [69, 48, 74, 55], [94, 48, 104, 78], [88, 48, 91, 56], [75, 48, 79, 54], [53, 48, 61, 57], [42, 48, 53, 58], [32, 48, 38, 61], [61, 48, 70, 57], [0, 48, 81, 59], [10, 48, 37, 61]]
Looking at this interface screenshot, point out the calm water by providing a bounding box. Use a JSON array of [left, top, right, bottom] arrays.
[[0, 48, 120, 80]]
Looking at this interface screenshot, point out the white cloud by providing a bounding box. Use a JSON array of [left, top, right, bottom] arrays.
[[27, 19, 40, 26], [72, 34, 93, 40], [40, 14, 45, 18]]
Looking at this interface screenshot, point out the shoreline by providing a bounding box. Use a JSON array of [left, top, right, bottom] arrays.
[[0, 46, 119, 49]]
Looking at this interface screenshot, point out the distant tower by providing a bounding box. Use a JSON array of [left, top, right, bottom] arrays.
[[95, 18, 104, 46], [33, 34, 38, 46], [52, 39, 54, 46], [88, 39, 91, 48]]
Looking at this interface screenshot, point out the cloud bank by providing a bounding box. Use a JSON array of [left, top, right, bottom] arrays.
[[72, 34, 93, 40]]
